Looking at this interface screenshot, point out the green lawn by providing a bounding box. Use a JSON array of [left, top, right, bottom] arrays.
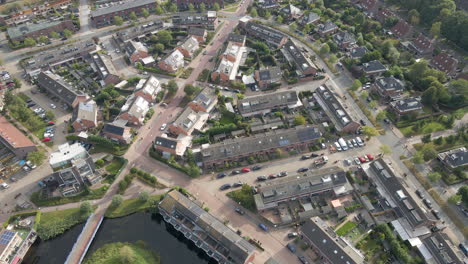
[[105, 195, 162, 218], [400, 121, 447, 137], [83, 242, 160, 264], [223, 3, 239, 12], [335, 221, 357, 236], [30, 186, 109, 207], [226, 185, 256, 212], [105, 158, 126, 174], [36, 207, 93, 240]]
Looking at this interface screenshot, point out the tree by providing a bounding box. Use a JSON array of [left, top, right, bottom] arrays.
[[45, 110, 55, 121], [421, 144, 437, 161], [188, 3, 195, 11], [167, 80, 178, 94], [421, 134, 431, 143], [362, 126, 379, 137], [430, 22, 441, 38], [408, 9, 420, 25], [289, 22, 297, 31], [27, 151, 45, 165], [319, 43, 330, 55], [412, 151, 424, 164], [184, 84, 200, 97], [13, 78, 22, 88], [24, 37, 36, 47], [213, 2, 220, 11], [141, 8, 150, 18], [427, 172, 441, 182], [276, 15, 284, 24], [119, 245, 135, 264], [129, 11, 137, 20], [111, 195, 123, 207], [63, 29, 72, 38], [250, 7, 257, 17], [380, 144, 392, 156], [157, 30, 173, 46], [50, 31, 60, 39], [188, 165, 201, 177], [155, 6, 163, 15], [376, 111, 387, 121], [154, 43, 164, 53], [80, 201, 93, 215], [369, 100, 377, 109], [139, 191, 150, 202], [350, 80, 362, 91], [329, 54, 338, 64], [38, 35, 48, 44], [294, 115, 306, 126], [360, 91, 369, 100], [457, 185, 468, 207], [113, 16, 124, 26], [200, 3, 206, 12], [448, 194, 461, 204]]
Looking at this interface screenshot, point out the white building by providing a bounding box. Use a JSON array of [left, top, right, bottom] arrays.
[[49, 143, 87, 168]]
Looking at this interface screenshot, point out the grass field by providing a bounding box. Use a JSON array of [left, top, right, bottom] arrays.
[[83, 242, 160, 264], [105, 158, 126, 174], [36, 206, 94, 240], [400, 122, 446, 137], [335, 221, 357, 236], [105, 195, 162, 218], [223, 3, 239, 12]]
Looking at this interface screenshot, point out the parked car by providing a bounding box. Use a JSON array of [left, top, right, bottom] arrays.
[[241, 168, 251, 173], [216, 173, 227, 179], [232, 182, 244, 188], [27, 103, 36, 108], [366, 154, 374, 161], [231, 170, 241, 175], [0, 183, 10, 189], [431, 209, 441, 220], [345, 159, 352, 166], [356, 137, 364, 147], [160, 102, 168, 107], [268, 174, 276, 180], [287, 232, 298, 238], [351, 139, 358, 147], [384, 118, 391, 124], [252, 165, 262, 171], [459, 243, 468, 257], [358, 156, 367, 163], [26, 161, 36, 169], [22, 166, 30, 172], [310, 153, 319, 158], [50, 103, 57, 109], [287, 243, 296, 253], [257, 176, 267, 181], [235, 207, 245, 215], [423, 198, 433, 209], [47, 121, 55, 126], [347, 140, 354, 149], [298, 256, 310, 264], [258, 223, 269, 232], [219, 184, 231, 191], [160, 123, 167, 130], [301, 155, 311, 160], [415, 189, 425, 199], [42, 137, 51, 142], [278, 171, 288, 177], [298, 167, 309, 173], [360, 119, 367, 126]]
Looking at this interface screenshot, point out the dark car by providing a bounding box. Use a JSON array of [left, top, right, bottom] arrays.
[[298, 256, 309, 264], [423, 198, 433, 209], [431, 209, 441, 220], [278, 171, 288, 177], [231, 170, 241, 175], [297, 167, 309, 173], [235, 208, 245, 215], [217, 172, 227, 179], [384, 118, 391, 124], [360, 119, 367, 126], [219, 184, 231, 191], [27, 103, 36, 108], [301, 155, 311, 160], [311, 153, 319, 158], [287, 243, 296, 253], [287, 232, 298, 238], [415, 189, 424, 199], [232, 182, 244, 188], [252, 165, 262, 171], [258, 223, 269, 232], [26, 99, 33, 103], [257, 176, 267, 181], [268, 174, 277, 180]]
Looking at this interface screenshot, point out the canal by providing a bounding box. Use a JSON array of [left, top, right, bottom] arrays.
[[23, 212, 216, 264]]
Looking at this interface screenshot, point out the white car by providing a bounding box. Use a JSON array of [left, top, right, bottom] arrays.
[[50, 103, 57, 109], [26, 161, 37, 169], [160, 123, 167, 130], [354, 157, 361, 165], [0, 183, 10, 189], [22, 166, 30, 172]]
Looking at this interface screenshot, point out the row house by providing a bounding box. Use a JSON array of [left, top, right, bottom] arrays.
[[258, 0, 280, 9], [242, 21, 288, 48], [188, 27, 207, 42], [71, 100, 98, 132], [36, 71, 88, 108], [158, 49, 185, 73], [90, 0, 157, 27], [176, 36, 200, 58], [0, 114, 37, 158], [227, 33, 246, 46], [125, 40, 149, 64], [172, 11, 218, 31], [176, 0, 224, 10], [7, 20, 75, 42], [91, 52, 121, 85], [0, 0, 72, 26], [134, 75, 161, 102], [281, 39, 317, 79], [390, 20, 412, 39], [430, 52, 458, 76], [237, 90, 301, 117], [405, 34, 434, 56]]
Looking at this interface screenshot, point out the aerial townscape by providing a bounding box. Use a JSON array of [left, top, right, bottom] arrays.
[[0, 0, 467, 262]]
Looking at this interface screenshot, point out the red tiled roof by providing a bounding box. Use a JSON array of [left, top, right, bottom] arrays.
[[391, 20, 411, 38], [360, 0, 376, 10], [412, 34, 432, 52], [378, 8, 396, 19], [430, 52, 458, 74], [0, 114, 35, 148]]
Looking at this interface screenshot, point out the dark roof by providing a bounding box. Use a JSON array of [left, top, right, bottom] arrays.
[[301, 217, 359, 264], [333, 31, 356, 45], [423, 233, 464, 264], [349, 47, 367, 58], [430, 52, 458, 74], [103, 123, 125, 136], [155, 136, 177, 150], [438, 147, 468, 168], [259, 0, 280, 8], [244, 22, 287, 47], [281, 39, 315, 75], [369, 159, 429, 228], [362, 60, 387, 73], [36, 71, 85, 106], [91, 0, 155, 17], [188, 27, 207, 36], [201, 126, 321, 163], [280, 4, 302, 16], [237, 90, 299, 115], [315, 85, 357, 129], [192, 88, 216, 108], [0, 230, 16, 245], [318, 21, 338, 33], [227, 33, 246, 44], [257, 67, 282, 81], [390, 20, 411, 38], [300, 12, 320, 25], [390, 97, 422, 113], [115, 20, 163, 42], [375, 77, 404, 92]]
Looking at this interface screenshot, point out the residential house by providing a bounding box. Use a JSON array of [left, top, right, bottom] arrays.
[[371, 76, 404, 101], [237, 90, 301, 117], [406, 34, 434, 55], [362, 60, 387, 76], [227, 33, 246, 46], [280, 4, 303, 20], [0, 114, 37, 158], [119, 96, 150, 126], [172, 11, 218, 31], [52, 167, 81, 196], [176, 0, 224, 10], [1, 0, 72, 26], [71, 100, 98, 132], [301, 217, 365, 264], [134, 75, 161, 102], [176, 37, 200, 58], [437, 147, 468, 170], [91, 52, 121, 85], [169, 107, 202, 135], [188, 88, 218, 112], [421, 233, 464, 264], [211, 40, 246, 82], [299, 12, 320, 26], [258, 0, 280, 9], [314, 85, 361, 133], [354, 0, 378, 14], [254, 67, 282, 89], [377, 8, 396, 23], [389, 97, 423, 118], [49, 143, 88, 169], [254, 167, 349, 211], [188, 27, 207, 42], [0, 231, 23, 264], [390, 20, 412, 39], [102, 122, 132, 144], [72, 157, 101, 185], [333, 31, 356, 50], [7, 20, 75, 42], [154, 136, 179, 156], [36, 71, 88, 108], [124, 40, 149, 64], [90, 0, 157, 27], [281, 39, 317, 79], [430, 52, 458, 75], [159, 190, 256, 264], [159, 49, 185, 73], [200, 126, 322, 169], [317, 21, 338, 36], [349, 47, 367, 59], [113, 19, 163, 48], [243, 22, 288, 48]]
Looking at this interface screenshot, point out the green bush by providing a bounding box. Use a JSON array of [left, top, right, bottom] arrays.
[[227, 185, 256, 211]]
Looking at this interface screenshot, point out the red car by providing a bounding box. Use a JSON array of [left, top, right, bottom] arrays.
[[358, 156, 367, 163], [42, 137, 51, 142], [47, 121, 55, 126], [241, 168, 251, 173], [366, 154, 374, 161]]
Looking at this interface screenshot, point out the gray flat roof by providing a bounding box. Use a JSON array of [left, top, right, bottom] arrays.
[[315, 85, 356, 128], [91, 0, 155, 17], [8, 20, 63, 39], [238, 90, 299, 115]]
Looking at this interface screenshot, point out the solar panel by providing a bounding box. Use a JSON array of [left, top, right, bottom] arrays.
[[0, 230, 15, 244]]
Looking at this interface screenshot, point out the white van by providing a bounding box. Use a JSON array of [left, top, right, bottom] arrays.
[[334, 142, 342, 151]]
